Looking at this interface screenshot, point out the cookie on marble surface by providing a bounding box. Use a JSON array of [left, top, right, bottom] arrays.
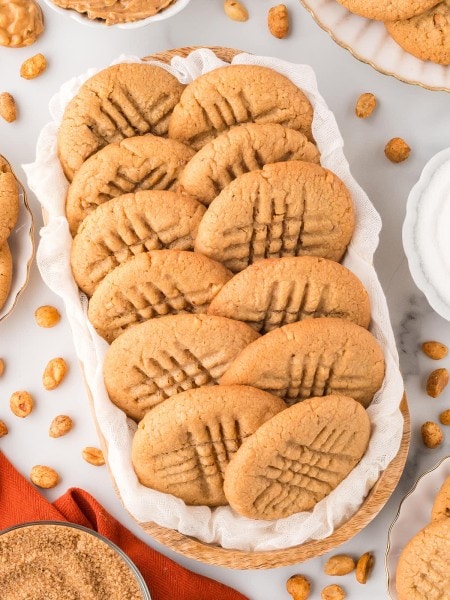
[[208, 256, 371, 333], [58, 63, 185, 181], [223, 395, 370, 519], [0, 242, 12, 311], [386, 1, 450, 65], [194, 161, 354, 273], [168, 65, 314, 150], [220, 317, 385, 408], [70, 191, 205, 296], [132, 385, 286, 506], [178, 123, 320, 206], [431, 475, 450, 521], [103, 314, 260, 421], [88, 250, 232, 343], [0, 157, 19, 246], [336, 0, 440, 21], [66, 134, 195, 235]]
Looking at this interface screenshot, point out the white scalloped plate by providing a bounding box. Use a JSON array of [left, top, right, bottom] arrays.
[[402, 147, 450, 321], [300, 0, 450, 92], [385, 455, 450, 599]]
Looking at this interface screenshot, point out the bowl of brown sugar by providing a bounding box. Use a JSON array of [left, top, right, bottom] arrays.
[[0, 521, 151, 599]]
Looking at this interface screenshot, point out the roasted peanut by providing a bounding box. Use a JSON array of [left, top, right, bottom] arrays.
[[0, 420, 8, 437], [10, 391, 33, 418], [268, 4, 289, 39], [286, 574, 311, 600], [224, 0, 248, 21], [0, 92, 17, 123], [35, 305, 61, 328], [324, 554, 355, 576], [30, 465, 59, 489], [422, 341, 448, 360], [355, 552, 374, 584], [321, 584, 345, 600], [0, 358, 4, 377], [439, 409, 450, 426], [49, 415, 73, 438], [43, 358, 68, 390], [426, 368, 449, 398], [384, 137, 410, 163], [82, 447, 105, 466], [20, 53, 47, 80], [421, 421, 443, 448], [355, 93, 376, 118]]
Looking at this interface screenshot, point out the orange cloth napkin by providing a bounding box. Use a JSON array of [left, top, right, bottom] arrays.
[[0, 452, 249, 600]]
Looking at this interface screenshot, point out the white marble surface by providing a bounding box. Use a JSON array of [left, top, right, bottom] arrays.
[[0, 1, 450, 599]]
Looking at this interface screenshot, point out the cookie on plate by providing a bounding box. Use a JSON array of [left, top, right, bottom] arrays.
[[220, 317, 385, 408], [103, 314, 259, 421], [178, 123, 320, 206], [194, 161, 354, 272], [132, 385, 286, 506], [336, 0, 441, 21], [88, 250, 232, 342], [396, 519, 450, 600], [0, 157, 19, 246], [70, 191, 205, 296], [58, 63, 185, 181], [223, 395, 370, 519], [66, 134, 195, 235], [168, 65, 314, 150], [0, 242, 12, 311], [208, 256, 371, 333], [431, 475, 450, 521], [386, 1, 450, 65]]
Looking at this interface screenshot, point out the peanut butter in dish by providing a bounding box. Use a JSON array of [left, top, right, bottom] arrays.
[[51, 0, 177, 25]]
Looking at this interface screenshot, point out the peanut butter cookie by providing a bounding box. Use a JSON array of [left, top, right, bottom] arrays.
[[0, 241, 12, 311], [336, 0, 440, 21], [431, 475, 450, 521], [0, 157, 19, 246]]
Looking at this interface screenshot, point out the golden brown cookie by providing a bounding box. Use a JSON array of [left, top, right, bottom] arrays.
[[223, 395, 370, 519], [88, 250, 232, 343], [70, 190, 205, 296], [0, 157, 19, 246], [386, 1, 450, 65], [431, 475, 450, 521], [0, 241, 12, 311], [103, 314, 260, 421], [396, 519, 450, 600], [194, 161, 354, 272], [208, 256, 371, 333], [51, 0, 175, 25], [220, 317, 385, 408], [58, 63, 185, 181], [168, 65, 314, 150], [336, 0, 440, 21], [132, 385, 286, 506], [66, 134, 195, 235], [178, 123, 320, 206]]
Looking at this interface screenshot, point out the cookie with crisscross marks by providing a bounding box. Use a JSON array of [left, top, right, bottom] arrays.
[[66, 134, 195, 235], [336, 0, 440, 21], [88, 250, 232, 343], [58, 63, 185, 182], [103, 314, 260, 421], [70, 191, 205, 296], [0, 157, 19, 247], [223, 395, 370, 519], [168, 65, 314, 150], [194, 161, 354, 273], [132, 385, 286, 506], [220, 317, 385, 408]]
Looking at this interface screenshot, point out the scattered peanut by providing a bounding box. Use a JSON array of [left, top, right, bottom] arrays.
[[426, 368, 449, 398], [9, 391, 34, 418], [384, 137, 410, 163], [0, 92, 17, 123], [286, 574, 311, 600], [224, 0, 248, 22], [324, 554, 355, 576], [268, 4, 289, 39], [49, 415, 73, 438], [35, 305, 61, 328], [0, 358, 4, 376], [355, 92, 376, 118], [321, 584, 345, 600], [439, 409, 450, 426], [421, 421, 443, 449], [30, 465, 59, 489], [355, 552, 374, 584], [20, 53, 47, 80], [43, 357, 68, 390], [422, 341, 448, 360], [0, 420, 8, 437], [82, 447, 105, 466]]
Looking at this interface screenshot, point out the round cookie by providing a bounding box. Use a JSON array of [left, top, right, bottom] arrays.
[[208, 256, 371, 333], [396, 519, 450, 600], [431, 475, 450, 521], [58, 63, 185, 181], [103, 314, 260, 421], [88, 250, 232, 343], [0, 157, 19, 246], [70, 191, 205, 296], [66, 134, 195, 235], [223, 395, 370, 519], [220, 317, 385, 408], [51, 0, 175, 25], [0, 241, 12, 311], [336, 0, 441, 21], [132, 385, 286, 506], [178, 123, 320, 206], [194, 161, 354, 273], [386, 1, 450, 65], [168, 65, 314, 150]]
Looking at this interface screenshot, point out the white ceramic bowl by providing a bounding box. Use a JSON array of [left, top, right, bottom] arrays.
[[42, 0, 192, 29]]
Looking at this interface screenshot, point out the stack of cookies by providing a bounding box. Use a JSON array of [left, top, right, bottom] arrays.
[[63, 61, 386, 520], [336, 0, 450, 65], [0, 156, 20, 312]]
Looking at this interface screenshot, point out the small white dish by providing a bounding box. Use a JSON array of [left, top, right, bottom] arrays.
[[385, 455, 450, 599], [402, 147, 450, 321], [42, 0, 191, 29]]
